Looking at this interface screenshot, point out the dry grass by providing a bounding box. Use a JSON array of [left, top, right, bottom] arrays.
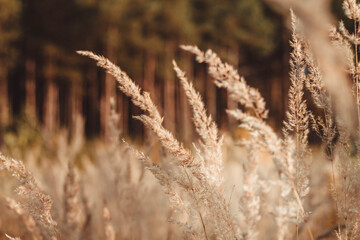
[[2, 0, 360, 239]]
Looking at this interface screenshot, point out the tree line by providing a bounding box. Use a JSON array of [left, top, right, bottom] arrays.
[[0, 0, 293, 142]]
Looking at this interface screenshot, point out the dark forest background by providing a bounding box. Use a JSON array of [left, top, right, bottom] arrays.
[[0, 0, 347, 144]]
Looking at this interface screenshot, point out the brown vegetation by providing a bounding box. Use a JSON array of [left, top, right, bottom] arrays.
[[2, 0, 360, 239]]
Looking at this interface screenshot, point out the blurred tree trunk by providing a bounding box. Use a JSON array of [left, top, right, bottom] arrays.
[[227, 44, 239, 130], [85, 66, 100, 137], [217, 88, 228, 129], [43, 51, 58, 133], [116, 92, 127, 135], [101, 25, 118, 140], [144, 51, 158, 111], [281, 22, 290, 127], [143, 50, 157, 140], [178, 53, 192, 143], [0, 62, 9, 127], [205, 65, 216, 125], [217, 48, 229, 129], [69, 82, 82, 134], [271, 15, 289, 129], [25, 58, 36, 120], [164, 40, 176, 134]]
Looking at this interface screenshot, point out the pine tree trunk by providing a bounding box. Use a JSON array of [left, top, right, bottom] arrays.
[[69, 82, 82, 134], [117, 92, 128, 136], [205, 65, 216, 124], [101, 25, 118, 140], [143, 50, 158, 141], [178, 53, 192, 143], [163, 40, 176, 134], [85, 66, 100, 137], [227, 45, 239, 130], [43, 52, 58, 133], [217, 48, 229, 129], [25, 58, 36, 120], [275, 17, 290, 128], [0, 63, 9, 127], [100, 25, 120, 140], [144, 51, 157, 110]]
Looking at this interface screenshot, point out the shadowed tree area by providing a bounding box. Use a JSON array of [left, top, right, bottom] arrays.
[[0, 0, 303, 143]]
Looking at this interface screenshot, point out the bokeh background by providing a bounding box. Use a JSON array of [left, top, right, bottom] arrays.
[[0, 1, 353, 239], [0, 0, 348, 144]]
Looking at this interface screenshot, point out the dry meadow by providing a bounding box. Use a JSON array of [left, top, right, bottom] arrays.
[[2, 0, 360, 239]]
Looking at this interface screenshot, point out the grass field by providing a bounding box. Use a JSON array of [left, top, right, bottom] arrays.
[[2, 0, 360, 239]]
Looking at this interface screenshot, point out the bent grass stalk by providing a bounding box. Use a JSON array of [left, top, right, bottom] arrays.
[[77, 50, 240, 238]]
